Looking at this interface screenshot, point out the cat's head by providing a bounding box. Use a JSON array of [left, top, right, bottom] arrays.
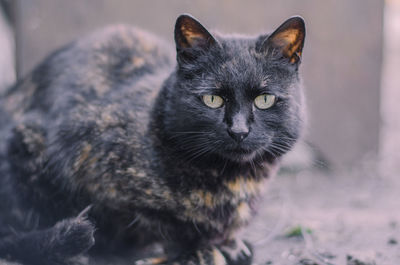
[[161, 14, 306, 163]]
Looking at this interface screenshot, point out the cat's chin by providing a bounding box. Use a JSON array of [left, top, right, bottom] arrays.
[[219, 148, 258, 163]]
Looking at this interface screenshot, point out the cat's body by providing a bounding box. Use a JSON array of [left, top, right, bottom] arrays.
[[0, 15, 305, 265]]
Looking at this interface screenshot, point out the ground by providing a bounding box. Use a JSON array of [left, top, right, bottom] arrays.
[[245, 164, 400, 265]]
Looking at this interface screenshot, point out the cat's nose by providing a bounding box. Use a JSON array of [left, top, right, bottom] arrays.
[[227, 112, 250, 142], [227, 128, 249, 142]]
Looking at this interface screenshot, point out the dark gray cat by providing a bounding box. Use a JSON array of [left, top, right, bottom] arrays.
[[0, 14, 306, 265]]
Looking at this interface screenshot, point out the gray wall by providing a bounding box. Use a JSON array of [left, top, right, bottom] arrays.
[[12, 0, 384, 168], [0, 4, 15, 92]]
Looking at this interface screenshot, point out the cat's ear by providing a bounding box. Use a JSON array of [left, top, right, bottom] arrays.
[[259, 16, 305, 64], [174, 14, 218, 61]]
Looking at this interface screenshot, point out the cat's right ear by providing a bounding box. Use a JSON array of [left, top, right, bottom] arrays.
[[174, 14, 219, 63], [258, 16, 306, 64]]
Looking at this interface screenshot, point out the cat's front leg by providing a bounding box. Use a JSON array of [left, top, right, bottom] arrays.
[[135, 246, 226, 265], [135, 239, 252, 265], [218, 238, 253, 265]]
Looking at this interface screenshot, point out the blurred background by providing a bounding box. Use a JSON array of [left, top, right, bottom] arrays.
[[0, 0, 399, 264]]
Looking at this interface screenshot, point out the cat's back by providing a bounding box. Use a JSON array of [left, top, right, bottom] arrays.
[[1, 24, 174, 121]]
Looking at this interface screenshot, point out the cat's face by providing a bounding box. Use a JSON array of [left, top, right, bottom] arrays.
[[163, 15, 306, 163]]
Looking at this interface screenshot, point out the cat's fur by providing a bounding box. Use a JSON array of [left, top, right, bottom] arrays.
[[0, 14, 306, 265]]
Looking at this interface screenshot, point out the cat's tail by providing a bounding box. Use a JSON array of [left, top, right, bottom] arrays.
[[0, 209, 95, 265]]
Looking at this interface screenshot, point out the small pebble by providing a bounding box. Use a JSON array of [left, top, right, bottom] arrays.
[[297, 258, 320, 265], [317, 249, 336, 259], [388, 237, 398, 245], [346, 253, 376, 265]]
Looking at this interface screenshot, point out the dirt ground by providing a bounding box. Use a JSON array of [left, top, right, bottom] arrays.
[[244, 163, 400, 265]]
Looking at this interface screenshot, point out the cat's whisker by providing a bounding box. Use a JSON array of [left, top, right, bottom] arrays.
[[185, 139, 223, 162], [268, 144, 289, 154], [274, 135, 297, 141], [127, 216, 140, 228], [169, 136, 213, 146], [158, 221, 167, 240], [192, 221, 201, 234], [196, 86, 218, 89], [253, 148, 265, 164], [249, 158, 257, 176], [178, 139, 213, 153], [171, 131, 211, 134], [270, 142, 291, 150], [179, 137, 216, 148], [220, 158, 229, 175], [168, 131, 214, 141], [273, 139, 296, 145], [186, 144, 216, 162], [259, 146, 278, 159]]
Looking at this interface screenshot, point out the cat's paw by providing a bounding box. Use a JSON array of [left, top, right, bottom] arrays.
[[51, 215, 96, 257], [166, 246, 227, 265], [134, 257, 167, 265], [219, 239, 253, 265], [3, 214, 96, 265]]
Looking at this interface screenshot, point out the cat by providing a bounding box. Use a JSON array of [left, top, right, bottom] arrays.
[[0, 14, 306, 265]]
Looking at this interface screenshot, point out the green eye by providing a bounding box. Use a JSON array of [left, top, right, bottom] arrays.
[[202, 95, 224, 108], [254, 94, 276, 109]]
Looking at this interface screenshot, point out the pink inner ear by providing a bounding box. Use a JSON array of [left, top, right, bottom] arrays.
[[269, 28, 304, 62], [181, 27, 208, 47], [262, 16, 305, 62], [274, 30, 299, 45], [175, 15, 216, 50]]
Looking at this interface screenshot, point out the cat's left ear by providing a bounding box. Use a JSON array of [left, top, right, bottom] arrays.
[[260, 16, 306, 64], [174, 14, 219, 61]]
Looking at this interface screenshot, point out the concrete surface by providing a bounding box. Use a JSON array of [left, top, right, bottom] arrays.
[[0, 3, 15, 93], [380, 0, 400, 179]]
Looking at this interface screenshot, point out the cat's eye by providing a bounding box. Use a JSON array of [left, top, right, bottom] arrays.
[[202, 95, 224, 108], [254, 94, 276, 109]]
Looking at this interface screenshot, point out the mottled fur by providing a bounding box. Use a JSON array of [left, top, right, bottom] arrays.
[[0, 15, 305, 265]]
